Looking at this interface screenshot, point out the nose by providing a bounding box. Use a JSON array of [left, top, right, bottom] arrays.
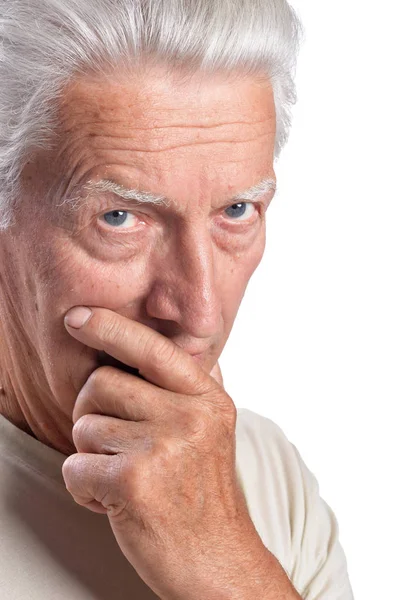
[[145, 224, 222, 339]]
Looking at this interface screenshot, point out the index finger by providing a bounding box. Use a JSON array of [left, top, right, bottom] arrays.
[[64, 306, 214, 395]]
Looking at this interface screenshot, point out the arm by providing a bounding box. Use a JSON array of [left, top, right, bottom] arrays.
[[288, 444, 355, 600], [231, 547, 303, 600], [235, 410, 354, 600]]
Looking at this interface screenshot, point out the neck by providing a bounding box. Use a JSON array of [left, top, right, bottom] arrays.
[[0, 321, 75, 456], [0, 318, 35, 437], [0, 382, 37, 438], [0, 370, 75, 456]]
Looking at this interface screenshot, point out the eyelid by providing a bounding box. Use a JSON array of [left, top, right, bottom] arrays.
[[105, 201, 260, 216], [97, 200, 261, 228], [224, 201, 261, 220], [96, 209, 144, 233]]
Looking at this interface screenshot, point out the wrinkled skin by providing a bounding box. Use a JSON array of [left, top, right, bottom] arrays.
[[0, 63, 299, 600], [60, 306, 301, 600], [0, 63, 276, 456]]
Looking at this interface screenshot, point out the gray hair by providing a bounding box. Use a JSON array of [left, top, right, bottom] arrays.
[[0, 0, 304, 230]]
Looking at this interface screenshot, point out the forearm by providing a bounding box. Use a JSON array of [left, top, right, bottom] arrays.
[[249, 549, 303, 600], [158, 539, 302, 600], [223, 546, 302, 600]]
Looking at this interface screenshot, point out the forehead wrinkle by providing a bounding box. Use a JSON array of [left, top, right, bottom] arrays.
[[62, 112, 274, 157], [63, 119, 269, 132], [88, 130, 273, 156]]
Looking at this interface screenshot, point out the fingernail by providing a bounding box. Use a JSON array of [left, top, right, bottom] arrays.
[[64, 307, 92, 329]]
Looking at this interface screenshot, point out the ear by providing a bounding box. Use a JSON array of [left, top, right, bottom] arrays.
[[210, 361, 224, 388]]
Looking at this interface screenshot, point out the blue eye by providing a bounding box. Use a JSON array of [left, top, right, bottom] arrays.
[[103, 211, 128, 226], [99, 204, 256, 231], [101, 210, 136, 228], [225, 203, 255, 220]]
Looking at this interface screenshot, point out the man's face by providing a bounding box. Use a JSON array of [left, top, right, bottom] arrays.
[[0, 64, 276, 447]]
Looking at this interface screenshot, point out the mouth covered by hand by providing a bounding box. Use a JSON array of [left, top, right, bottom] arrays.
[[97, 350, 145, 379]]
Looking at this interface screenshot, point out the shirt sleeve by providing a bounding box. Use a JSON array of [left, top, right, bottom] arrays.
[[288, 442, 355, 600]]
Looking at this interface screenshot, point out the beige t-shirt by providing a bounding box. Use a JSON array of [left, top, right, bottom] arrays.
[[0, 408, 354, 599]]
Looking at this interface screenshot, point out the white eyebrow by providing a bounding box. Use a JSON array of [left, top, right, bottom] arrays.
[[61, 176, 277, 211], [84, 179, 171, 206], [231, 177, 277, 202]]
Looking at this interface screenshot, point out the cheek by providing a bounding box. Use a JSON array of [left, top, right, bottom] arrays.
[[248, 223, 266, 273], [32, 219, 265, 337], [221, 227, 266, 320], [31, 243, 153, 401], [34, 238, 151, 317], [228, 222, 266, 281]]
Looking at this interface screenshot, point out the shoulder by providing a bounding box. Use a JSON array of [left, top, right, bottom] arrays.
[[235, 408, 354, 600], [235, 407, 304, 500]]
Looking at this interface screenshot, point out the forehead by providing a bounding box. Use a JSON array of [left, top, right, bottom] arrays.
[[48, 65, 276, 208], [59, 64, 276, 130]]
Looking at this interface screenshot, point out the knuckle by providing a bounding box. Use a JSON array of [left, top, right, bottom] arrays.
[[96, 455, 125, 515], [61, 454, 82, 490], [183, 402, 237, 447], [117, 455, 144, 505], [203, 387, 237, 427], [72, 414, 94, 448], [74, 384, 99, 423], [115, 441, 162, 509], [150, 338, 178, 370], [190, 415, 213, 445], [86, 365, 113, 389], [180, 404, 210, 437], [98, 317, 128, 347], [61, 455, 74, 481], [153, 437, 179, 468]]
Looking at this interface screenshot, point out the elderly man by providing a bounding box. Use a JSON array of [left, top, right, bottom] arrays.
[[0, 1, 354, 599]]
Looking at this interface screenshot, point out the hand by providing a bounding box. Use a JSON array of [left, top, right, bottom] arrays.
[[61, 306, 273, 600]]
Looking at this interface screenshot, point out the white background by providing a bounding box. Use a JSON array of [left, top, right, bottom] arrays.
[[220, 2, 399, 598]]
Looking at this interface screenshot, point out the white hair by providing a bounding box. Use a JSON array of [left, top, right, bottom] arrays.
[[0, 0, 304, 230]]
